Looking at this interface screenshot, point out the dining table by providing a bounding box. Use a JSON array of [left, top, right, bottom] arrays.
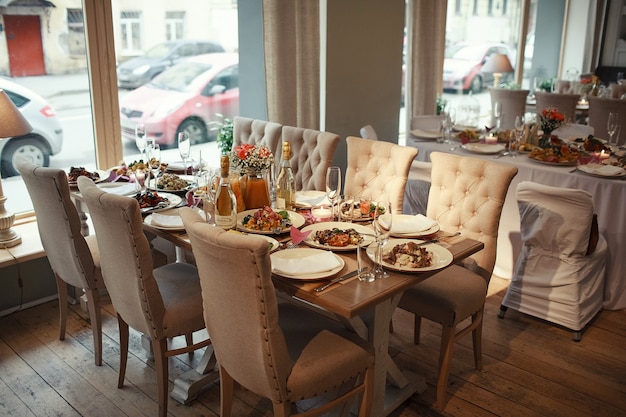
[[142, 206, 484, 416], [405, 134, 626, 311]]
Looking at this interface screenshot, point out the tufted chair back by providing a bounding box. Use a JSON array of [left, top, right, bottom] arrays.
[[534, 92, 580, 124], [232, 116, 283, 168], [427, 152, 518, 281], [180, 207, 374, 416], [588, 96, 626, 144], [489, 87, 529, 129], [280, 126, 340, 191], [344, 136, 418, 214]]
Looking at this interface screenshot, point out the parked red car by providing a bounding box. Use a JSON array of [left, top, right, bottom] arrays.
[[119, 53, 239, 147]]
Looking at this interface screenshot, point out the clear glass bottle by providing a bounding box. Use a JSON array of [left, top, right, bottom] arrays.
[[214, 155, 237, 230], [275, 141, 296, 210]]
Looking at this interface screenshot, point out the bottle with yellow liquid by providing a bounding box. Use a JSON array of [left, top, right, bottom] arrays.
[[275, 141, 296, 210], [215, 155, 237, 230]]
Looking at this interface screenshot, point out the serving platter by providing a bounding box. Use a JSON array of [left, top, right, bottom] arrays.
[[137, 192, 182, 213], [301, 221, 375, 251], [237, 209, 306, 235], [527, 155, 578, 166], [366, 239, 453, 273], [270, 248, 345, 280], [576, 163, 626, 178]]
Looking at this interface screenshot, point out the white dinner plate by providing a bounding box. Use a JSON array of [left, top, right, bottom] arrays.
[[461, 143, 506, 154], [68, 169, 108, 187], [237, 209, 306, 234], [251, 234, 280, 252], [389, 214, 440, 237], [301, 221, 375, 251], [577, 163, 626, 178], [410, 128, 442, 140], [270, 248, 345, 280], [97, 182, 138, 196], [143, 207, 204, 230], [138, 192, 182, 213], [366, 239, 453, 273]]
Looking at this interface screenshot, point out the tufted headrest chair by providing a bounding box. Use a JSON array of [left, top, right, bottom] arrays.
[[587, 96, 626, 143], [280, 126, 340, 191], [489, 88, 530, 129], [180, 207, 374, 416], [426, 152, 518, 281], [232, 116, 283, 169], [344, 136, 418, 214]]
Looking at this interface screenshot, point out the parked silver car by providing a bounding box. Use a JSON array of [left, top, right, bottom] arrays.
[[0, 77, 63, 178]]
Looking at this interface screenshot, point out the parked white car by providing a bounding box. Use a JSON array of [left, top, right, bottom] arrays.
[[0, 77, 63, 178]]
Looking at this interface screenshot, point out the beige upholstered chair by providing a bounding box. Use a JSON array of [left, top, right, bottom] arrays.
[[280, 126, 340, 191], [398, 152, 518, 410], [344, 136, 418, 214], [489, 88, 530, 129], [587, 96, 626, 144], [16, 160, 104, 366], [77, 177, 210, 417], [232, 116, 283, 167], [608, 82, 626, 99], [554, 79, 571, 94], [534, 91, 581, 123], [498, 182, 607, 341], [179, 208, 374, 417]]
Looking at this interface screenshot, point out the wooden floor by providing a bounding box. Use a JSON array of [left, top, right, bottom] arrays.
[[1, 276, 625, 417]]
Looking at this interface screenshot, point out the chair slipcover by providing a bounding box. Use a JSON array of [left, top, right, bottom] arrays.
[[500, 181, 607, 339], [280, 125, 340, 191], [344, 136, 418, 214], [232, 116, 283, 168], [77, 177, 210, 417], [359, 124, 378, 140], [489, 87, 530, 129], [16, 160, 104, 366], [180, 208, 373, 417], [534, 91, 581, 124], [587, 96, 626, 144], [398, 152, 518, 410]]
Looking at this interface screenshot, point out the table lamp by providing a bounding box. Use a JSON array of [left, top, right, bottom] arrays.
[[483, 53, 514, 87], [0, 89, 33, 248]]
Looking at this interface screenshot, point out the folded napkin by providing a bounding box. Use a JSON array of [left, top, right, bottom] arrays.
[[150, 212, 184, 228], [379, 214, 438, 234], [272, 250, 341, 275], [589, 164, 625, 176], [295, 191, 330, 207]]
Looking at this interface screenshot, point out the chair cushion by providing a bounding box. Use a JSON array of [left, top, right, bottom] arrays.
[[401, 265, 487, 327]]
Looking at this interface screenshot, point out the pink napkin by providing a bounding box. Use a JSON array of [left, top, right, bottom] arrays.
[[290, 226, 311, 245]]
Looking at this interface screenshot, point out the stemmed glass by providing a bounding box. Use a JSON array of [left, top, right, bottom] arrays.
[[325, 166, 341, 221], [493, 101, 503, 130], [177, 131, 191, 174], [607, 112, 619, 147], [147, 143, 161, 190], [512, 115, 524, 157], [442, 108, 456, 145], [135, 123, 147, 162], [372, 201, 392, 279]]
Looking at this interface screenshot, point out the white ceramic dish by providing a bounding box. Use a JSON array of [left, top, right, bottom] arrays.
[[366, 239, 453, 273], [410, 129, 442, 140], [461, 143, 506, 154], [301, 221, 375, 251], [270, 248, 345, 280], [237, 209, 306, 235]]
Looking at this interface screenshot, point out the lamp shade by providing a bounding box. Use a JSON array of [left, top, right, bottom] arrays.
[[0, 89, 32, 138], [482, 53, 514, 74]]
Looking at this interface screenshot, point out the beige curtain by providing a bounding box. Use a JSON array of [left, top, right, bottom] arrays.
[[406, 0, 447, 121], [263, 0, 320, 129]]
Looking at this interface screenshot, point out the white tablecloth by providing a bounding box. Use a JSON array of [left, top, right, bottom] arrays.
[[406, 137, 626, 310]]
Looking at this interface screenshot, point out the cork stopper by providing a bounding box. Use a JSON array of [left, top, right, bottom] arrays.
[[282, 141, 291, 159], [220, 155, 230, 177]]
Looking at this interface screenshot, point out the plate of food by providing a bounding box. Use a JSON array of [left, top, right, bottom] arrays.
[[527, 145, 580, 166], [270, 248, 345, 280], [366, 239, 453, 273], [461, 143, 506, 154], [225, 230, 280, 252], [345, 200, 388, 222], [67, 167, 108, 186], [148, 173, 194, 194], [134, 191, 182, 213], [300, 222, 375, 251], [237, 207, 306, 234], [576, 163, 626, 178]]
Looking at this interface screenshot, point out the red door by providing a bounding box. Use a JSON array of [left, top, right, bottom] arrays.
[[5, 15, 46, 77]]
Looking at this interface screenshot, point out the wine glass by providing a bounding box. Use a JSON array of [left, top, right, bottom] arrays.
[[372, 201, 392, 279], [442, 108, 456, 145], [493, 101, 503, 130], [607, 112, 619, 146], [147, 143, 161, 190], [135, 123, 147, 162], [512, 115, 525, 157], [177, 131, 191, 174], [325, 166, 341, 221]]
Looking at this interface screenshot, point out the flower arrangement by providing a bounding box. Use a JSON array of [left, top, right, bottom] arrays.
[[230, 143, 274, 172], [539, 107, 566, 134]]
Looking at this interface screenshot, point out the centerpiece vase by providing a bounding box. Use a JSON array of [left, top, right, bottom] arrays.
[[242, 169, 271, 210]]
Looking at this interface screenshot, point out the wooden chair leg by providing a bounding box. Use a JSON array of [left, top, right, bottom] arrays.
[[219, 367, 234, 417], [413, 315, 422, 345], [85, 288, 102, 366], [55, 275, 68, 341], [185, 333, 193, 348], [358, 365, 374, 417], [472, 310, 484, 370], [153, 338, 169, 417], [117, 315, 129, 388], [436, 325, 456, 411], [272, 401, 291, 417]]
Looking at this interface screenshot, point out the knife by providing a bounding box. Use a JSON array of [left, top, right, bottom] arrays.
[[314, 267, 370, 292]]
